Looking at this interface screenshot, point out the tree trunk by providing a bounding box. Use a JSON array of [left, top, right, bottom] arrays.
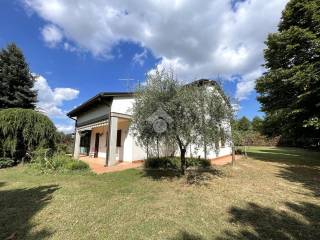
[[156, 137, 159, 159], [204, 140, 207, 160], [180, 147, 186, 175]]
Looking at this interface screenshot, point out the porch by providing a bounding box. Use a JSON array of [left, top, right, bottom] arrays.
[[79, 155, 143, 174], [74, 113, 132, 166]]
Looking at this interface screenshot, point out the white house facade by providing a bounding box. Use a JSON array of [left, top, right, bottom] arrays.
[[67, 80, 232, 166]]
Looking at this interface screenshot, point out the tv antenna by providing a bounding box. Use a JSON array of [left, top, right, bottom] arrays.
[[118, 78, 135, 91]]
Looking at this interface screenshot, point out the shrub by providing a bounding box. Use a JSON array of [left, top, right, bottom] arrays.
[[30, 149, 89, 172], [235, 148, 243, 155], [0, 158, 15, 168], [144, 157, 180, 169], [186, 157, 211, 168], [144, 157, 211, 170], [0, 108, 57, 162], [63, 160, 89, 171]]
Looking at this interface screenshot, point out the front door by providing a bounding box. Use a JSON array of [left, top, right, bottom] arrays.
[[94, 133, 100, 158]]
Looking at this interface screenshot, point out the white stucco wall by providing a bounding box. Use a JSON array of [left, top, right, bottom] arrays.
[[111, 97, 134, 115]]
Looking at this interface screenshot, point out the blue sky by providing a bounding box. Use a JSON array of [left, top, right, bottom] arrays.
[[0, 0, 288, 132]]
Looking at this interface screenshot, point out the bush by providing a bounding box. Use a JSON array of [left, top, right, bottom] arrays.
[[63, 160, 89, 171], [0, 158, 15, 168], [30, 149, 89, 172], [0, 108, 57, 162], [144, 157, 211, 170], [186, 157, 211, 168], [235, 148, 243, 155]]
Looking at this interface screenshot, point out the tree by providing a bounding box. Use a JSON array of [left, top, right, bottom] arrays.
[[191, 82, 232, 159], [0, 108, 57, 162], [131, 69, 232, 174], [256, 0, 320, 144], [237, 117, 251, 132], [0, 43, 37, 109], [252, 116, 263, 133]]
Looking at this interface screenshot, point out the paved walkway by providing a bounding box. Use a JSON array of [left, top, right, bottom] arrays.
[[80, 155, 241, 174], [79, 156, 143, 174], [211, 154, 242, 166]]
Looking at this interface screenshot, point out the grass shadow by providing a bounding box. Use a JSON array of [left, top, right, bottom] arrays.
[[218, 201, 320, 240], [142, 168, 182, 180], [247, 147, 320, 166], [168, 230, 204, 240], [277, 165, 320, 197], [142, 167, 225, 185], [0, 184, 60, 239], [247, 147, 320, 197]]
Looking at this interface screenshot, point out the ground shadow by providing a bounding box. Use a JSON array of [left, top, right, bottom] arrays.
[[277, 165, 320, 197], [142, 168, 225, 185], [218, 201, 320, 240], [248, 148, 320, 196], [247, 148, 320, 166], [142, 169, 181, 180], [0, 184, 60, 239], [168, 230, 204, 240]]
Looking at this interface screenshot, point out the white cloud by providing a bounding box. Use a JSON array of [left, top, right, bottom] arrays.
[[56, 124, 74, 133], [41, 24, 63, 47], [132, 49, 148, 66], [235, 68, 264, 101], [25, 0, 288, 100], [33, 75, 79, 118]]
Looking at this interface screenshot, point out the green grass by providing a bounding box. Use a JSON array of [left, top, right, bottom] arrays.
[[1, 147, 320, 239]]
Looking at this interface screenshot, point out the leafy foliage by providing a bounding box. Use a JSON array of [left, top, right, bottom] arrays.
[[144, 157, 211, 170], [256, 0, 320, 145], [252, 116, 263, 132], [131, 69, 232, 174], [0, 108, 57, 161], [232, 117, 279, 146], [0, 43, 37, 109], [31, 149, 89, 173], [56, 132, 74, 154], [0, 157, 15, 168], [236, 117, 252, 131]]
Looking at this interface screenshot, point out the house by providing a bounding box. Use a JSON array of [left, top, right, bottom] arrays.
[[67, 79, 232, 167]]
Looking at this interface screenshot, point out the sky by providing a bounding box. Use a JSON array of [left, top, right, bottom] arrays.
[[0, 0, 289, 133]]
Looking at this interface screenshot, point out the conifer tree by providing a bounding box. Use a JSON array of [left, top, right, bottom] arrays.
[[0, 43, 37, 109]]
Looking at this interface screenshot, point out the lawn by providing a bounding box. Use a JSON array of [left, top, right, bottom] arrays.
[[1, 147, 319, 239]]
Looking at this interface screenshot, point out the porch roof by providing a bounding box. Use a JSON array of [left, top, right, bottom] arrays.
[[77, 119, 108, 131]]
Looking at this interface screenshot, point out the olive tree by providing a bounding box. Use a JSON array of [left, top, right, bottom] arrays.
[[191, 84, 233, 160], [131, 69, 233, 174]]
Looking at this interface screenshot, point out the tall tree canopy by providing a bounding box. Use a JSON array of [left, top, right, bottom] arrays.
[[0, 43, 37, 109], [256, 0, 320, 144], [0, 108, 57, 161], [237, 117, 252, 132], [252, 116, 263, 133]]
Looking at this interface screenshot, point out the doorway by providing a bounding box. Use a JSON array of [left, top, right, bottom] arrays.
[[94, 133, 100, 158]]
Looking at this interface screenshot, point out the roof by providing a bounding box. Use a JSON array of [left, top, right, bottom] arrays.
[[67, 79, 230, 118], [187, 79, 220, 87], [67, 92, 133, 118]]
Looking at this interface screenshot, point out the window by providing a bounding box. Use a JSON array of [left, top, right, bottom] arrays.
[[116, 129, 122, 147]]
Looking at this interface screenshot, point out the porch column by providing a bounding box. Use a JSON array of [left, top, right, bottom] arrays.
[[108, 116, 118, 166], [74, 129, 81, 159]]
